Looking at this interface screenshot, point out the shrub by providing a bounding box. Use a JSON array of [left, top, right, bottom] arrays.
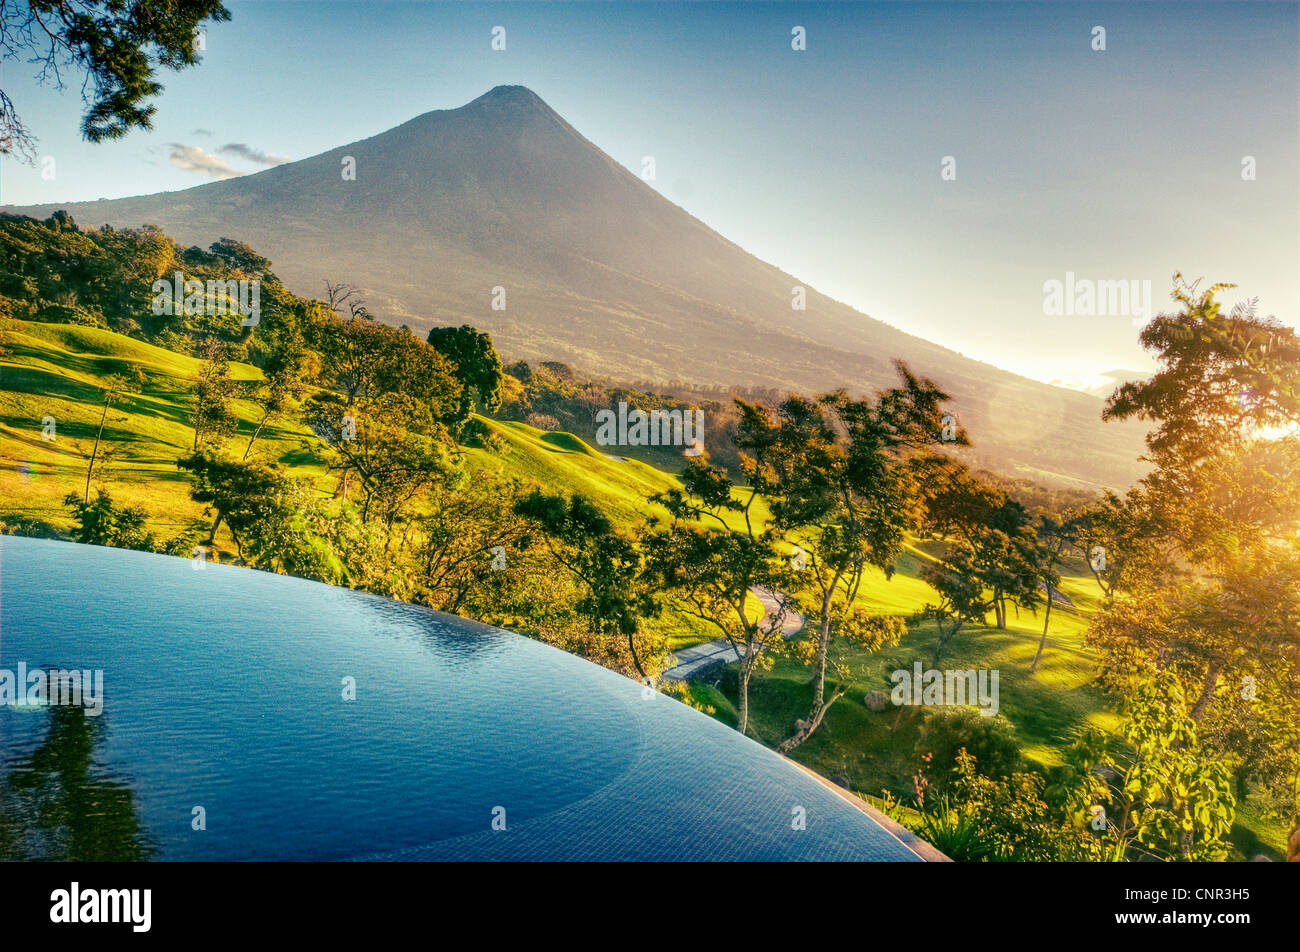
[[914, 707, 1021, 790], [36, 301, 106, 327], [526, 412, 562, 431], [909, 750, 1096, 861], [459, 416, 493, 446], [63, 490, 157, 551]]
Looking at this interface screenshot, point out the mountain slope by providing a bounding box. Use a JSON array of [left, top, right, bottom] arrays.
[[5, 85, 1147, 487]]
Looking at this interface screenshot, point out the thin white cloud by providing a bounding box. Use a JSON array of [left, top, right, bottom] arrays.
[[167, 143, 241, 180], [219, 142, 291, 167]]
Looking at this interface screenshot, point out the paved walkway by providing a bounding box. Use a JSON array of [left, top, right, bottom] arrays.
[[1039, 581, 1076, 607], [660, 587, 804, 683]]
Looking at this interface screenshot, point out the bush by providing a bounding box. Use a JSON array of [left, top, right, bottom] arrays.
[[908, 750, 1097, 861], [36, 301, 106, 327], [63, 490, 158, 551], [914, 707, 1022, 789], [459, 416, 493, 446], [913, 795, 996, 861], [526, 412, 562, 431], [0, 515, 60, 538]]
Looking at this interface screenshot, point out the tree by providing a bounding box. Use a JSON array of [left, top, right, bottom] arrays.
[[1060, 672, 1237, 861], [1092, 278, 1300, 712], [177, 449, 342, 581], [979, 499, 1042, 631], [241, 325, 314, 462], [183, 327, 316, 545], [1067, 492, 1139, 600], [514, 490, 660, 679], [743, 365, 961, 752], [1105, 273, 1300, 462], [918, 464, 1042, 664], [0, 704, 154, 860], [316, 309, 390, 409], [643, 457, 796, 735], [426, 324, 505, 429], [307, 314, 462, 525], [924, 469, 1041, 632], [62, 488, 154, 550], [414, 474, 534, 615], [79, 365, 144, 503], [190, 343, 239, 449], [322, 280, 366, 321], [1, 1, 231, 156], [207, 238, 270, 277], [917, 546, 993, 666], [575, 384, 606, 427], [1028, 515, 1068, 672], [1085, 276, 1300, 852]]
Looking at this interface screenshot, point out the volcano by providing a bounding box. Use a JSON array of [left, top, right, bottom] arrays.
[[5, 85, 1147, 487]]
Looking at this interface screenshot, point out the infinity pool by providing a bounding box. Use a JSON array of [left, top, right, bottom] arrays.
[[0, 537, 924, 861]]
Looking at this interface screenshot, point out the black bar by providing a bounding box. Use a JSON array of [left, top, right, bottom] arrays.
[[0, 861, 1286, 939]]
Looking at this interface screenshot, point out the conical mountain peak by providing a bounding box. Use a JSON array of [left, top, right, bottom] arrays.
[[470, 85, 548, 108]]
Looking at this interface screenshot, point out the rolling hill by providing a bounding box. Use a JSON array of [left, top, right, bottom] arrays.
[[4, 85, 1148, 488]]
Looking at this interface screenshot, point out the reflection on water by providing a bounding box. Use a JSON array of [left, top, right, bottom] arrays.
[[0, 705, 153, 861]]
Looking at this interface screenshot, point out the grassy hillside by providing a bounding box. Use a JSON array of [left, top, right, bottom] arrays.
[[1, 322, 664, 531], [0, 321, 1284, 858]]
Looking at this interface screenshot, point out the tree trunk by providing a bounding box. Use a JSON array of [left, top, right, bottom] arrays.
[[809, 589, 833, 708], [736, 663, 751, 736], [933, 617, 965, 668], [627, 631, 647, 680], [207, 512, 223, 546], [242, 406, 272, 461], [1030, 594, 1053, 672], [778, 695, 837, 753], [1190, 660, 1221, 723], [83, 398, 111, 504], [785, 581, 836, 749]]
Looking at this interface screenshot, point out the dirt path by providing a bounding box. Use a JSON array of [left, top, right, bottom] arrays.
[[660, 587, 803, 683]]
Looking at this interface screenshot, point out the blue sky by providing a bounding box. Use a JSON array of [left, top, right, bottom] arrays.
[[2, 1, 1296, 387]]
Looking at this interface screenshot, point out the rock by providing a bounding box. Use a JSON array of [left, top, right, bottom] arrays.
[[864, 690, 889, 712], [1089, 764, 1120, 783]]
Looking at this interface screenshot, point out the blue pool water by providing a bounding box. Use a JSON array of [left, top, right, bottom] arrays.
[[0, 537, 923, 861]]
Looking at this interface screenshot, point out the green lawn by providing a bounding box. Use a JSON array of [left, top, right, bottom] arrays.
[[1, 322, 327, 533]]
